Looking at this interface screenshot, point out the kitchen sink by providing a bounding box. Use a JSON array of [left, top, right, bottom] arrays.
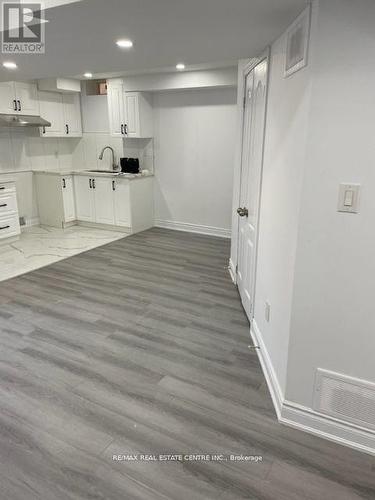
[[85, 169, 120, 174]]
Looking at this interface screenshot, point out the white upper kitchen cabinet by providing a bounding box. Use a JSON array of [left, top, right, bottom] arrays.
[[107, 80, 153, 138], [107, 82, 125, 138], [39, 91, 65, 137], [39, 91, 82, 137], [124, 92, 153, 138], [14, 82, 40, 115], [0, 82, 19, 114], [0, 81, 39, 115], [62, 93, 82, 137]]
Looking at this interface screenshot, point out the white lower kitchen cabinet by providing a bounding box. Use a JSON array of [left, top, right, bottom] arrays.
[[93, 177, 115, 225], [35, 173, 76, 228], [35, 172, 153, 234], [73, 175, 114, 225], [116, 176, 154, 233], [113, 180, 131, 227], [74, 175, 95, 222], [0, 180, 21, 244], [74, 174, 153, 233], [62, 176, 76, 222]]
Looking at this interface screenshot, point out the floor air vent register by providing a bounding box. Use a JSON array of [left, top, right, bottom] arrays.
[[313, 368, 375, 431]]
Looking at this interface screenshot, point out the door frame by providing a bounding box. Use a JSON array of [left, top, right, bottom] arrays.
[[234, 48, 270, 321]]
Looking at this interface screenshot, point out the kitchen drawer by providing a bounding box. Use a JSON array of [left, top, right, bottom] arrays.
[[0, 214, 20, 240], [0, 182, 16, 195], [0, 192, 17, 216]]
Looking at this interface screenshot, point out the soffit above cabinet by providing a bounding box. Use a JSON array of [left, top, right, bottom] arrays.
[[38, 78, 81, 94]]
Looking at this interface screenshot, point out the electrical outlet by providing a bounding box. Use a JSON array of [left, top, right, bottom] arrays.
[[265, 302, 271, 322]]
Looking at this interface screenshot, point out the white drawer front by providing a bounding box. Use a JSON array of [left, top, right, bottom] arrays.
[[0, 183, 16, 195], [0, 214, 20, 240], [0, 192, 17, 216]]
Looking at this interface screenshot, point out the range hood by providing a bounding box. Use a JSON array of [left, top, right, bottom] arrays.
[[0, 114, 51, 128]]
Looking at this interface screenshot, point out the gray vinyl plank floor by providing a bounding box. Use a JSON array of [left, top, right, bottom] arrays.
[[0, 227, 374, 500]]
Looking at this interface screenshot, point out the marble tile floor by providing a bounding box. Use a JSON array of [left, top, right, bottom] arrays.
[[0, 225, 127, 282]]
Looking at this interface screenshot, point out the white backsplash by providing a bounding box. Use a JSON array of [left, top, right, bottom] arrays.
[[0, 129, 154, 174], [73, 133, 154, 172]]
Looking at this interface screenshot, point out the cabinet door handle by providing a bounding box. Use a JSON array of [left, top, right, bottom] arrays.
[[89, 178, 92, 189], [13, 99, 17, 111], [17, 100, 21, 112], [124, 123, 128, 135], [65, 124, 69, 134], [0, 187, 5, 190], [62, 178, 66, 189], [0, 203, 7, 208], [112, 180, 115, 191], [121, 124, 124, 135], [0, 225, 10, 230], [92, 178, 96, 189]]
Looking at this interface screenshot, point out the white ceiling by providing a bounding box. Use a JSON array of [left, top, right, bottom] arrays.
[[0, 0, 307, 81]]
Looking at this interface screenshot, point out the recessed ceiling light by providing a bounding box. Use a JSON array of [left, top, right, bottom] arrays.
[[176, 63, 185, 70], [3, 61, 17, 69], [84, 72, 93, 78], [116, 39, 133, 48]]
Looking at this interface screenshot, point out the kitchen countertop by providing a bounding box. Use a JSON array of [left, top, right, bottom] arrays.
[[33, 169, 153, 180]]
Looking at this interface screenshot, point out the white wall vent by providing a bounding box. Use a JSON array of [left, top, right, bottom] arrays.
[[284, 6, 311, 77], [313, 369, 375, 431]]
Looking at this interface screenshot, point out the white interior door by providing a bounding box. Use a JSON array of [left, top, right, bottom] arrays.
[[237, 59, 268, 320]]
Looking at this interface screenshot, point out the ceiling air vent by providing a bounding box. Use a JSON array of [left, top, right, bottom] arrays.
[[313, 368, 375, 431]]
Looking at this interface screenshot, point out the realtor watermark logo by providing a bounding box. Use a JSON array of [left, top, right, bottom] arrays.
[[2, 2, 45, 53]]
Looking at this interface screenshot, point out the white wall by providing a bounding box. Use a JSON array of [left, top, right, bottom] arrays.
[[153, 87, 237, 237], [286, 0, 375, 405], [231, 0, 375, 451], [252, 5, 316, 396], [80, 91, 109, 133]]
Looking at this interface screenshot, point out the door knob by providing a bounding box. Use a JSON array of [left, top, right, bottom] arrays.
[[237, 207, 249, 217]]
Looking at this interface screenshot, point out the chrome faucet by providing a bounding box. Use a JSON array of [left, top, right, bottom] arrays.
[[98, 146, 119, 171]]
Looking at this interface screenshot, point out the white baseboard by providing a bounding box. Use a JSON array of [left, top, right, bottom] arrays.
[[228, 258, 236, 284], [250, 320, 375, 456], [251, 320, 283, 418], [281, 400, 375, 456], [21, 216, 40, 231], [154, 219, 231, 239]]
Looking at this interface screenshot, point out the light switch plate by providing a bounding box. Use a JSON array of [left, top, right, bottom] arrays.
[[338, 183, 360, 213]]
